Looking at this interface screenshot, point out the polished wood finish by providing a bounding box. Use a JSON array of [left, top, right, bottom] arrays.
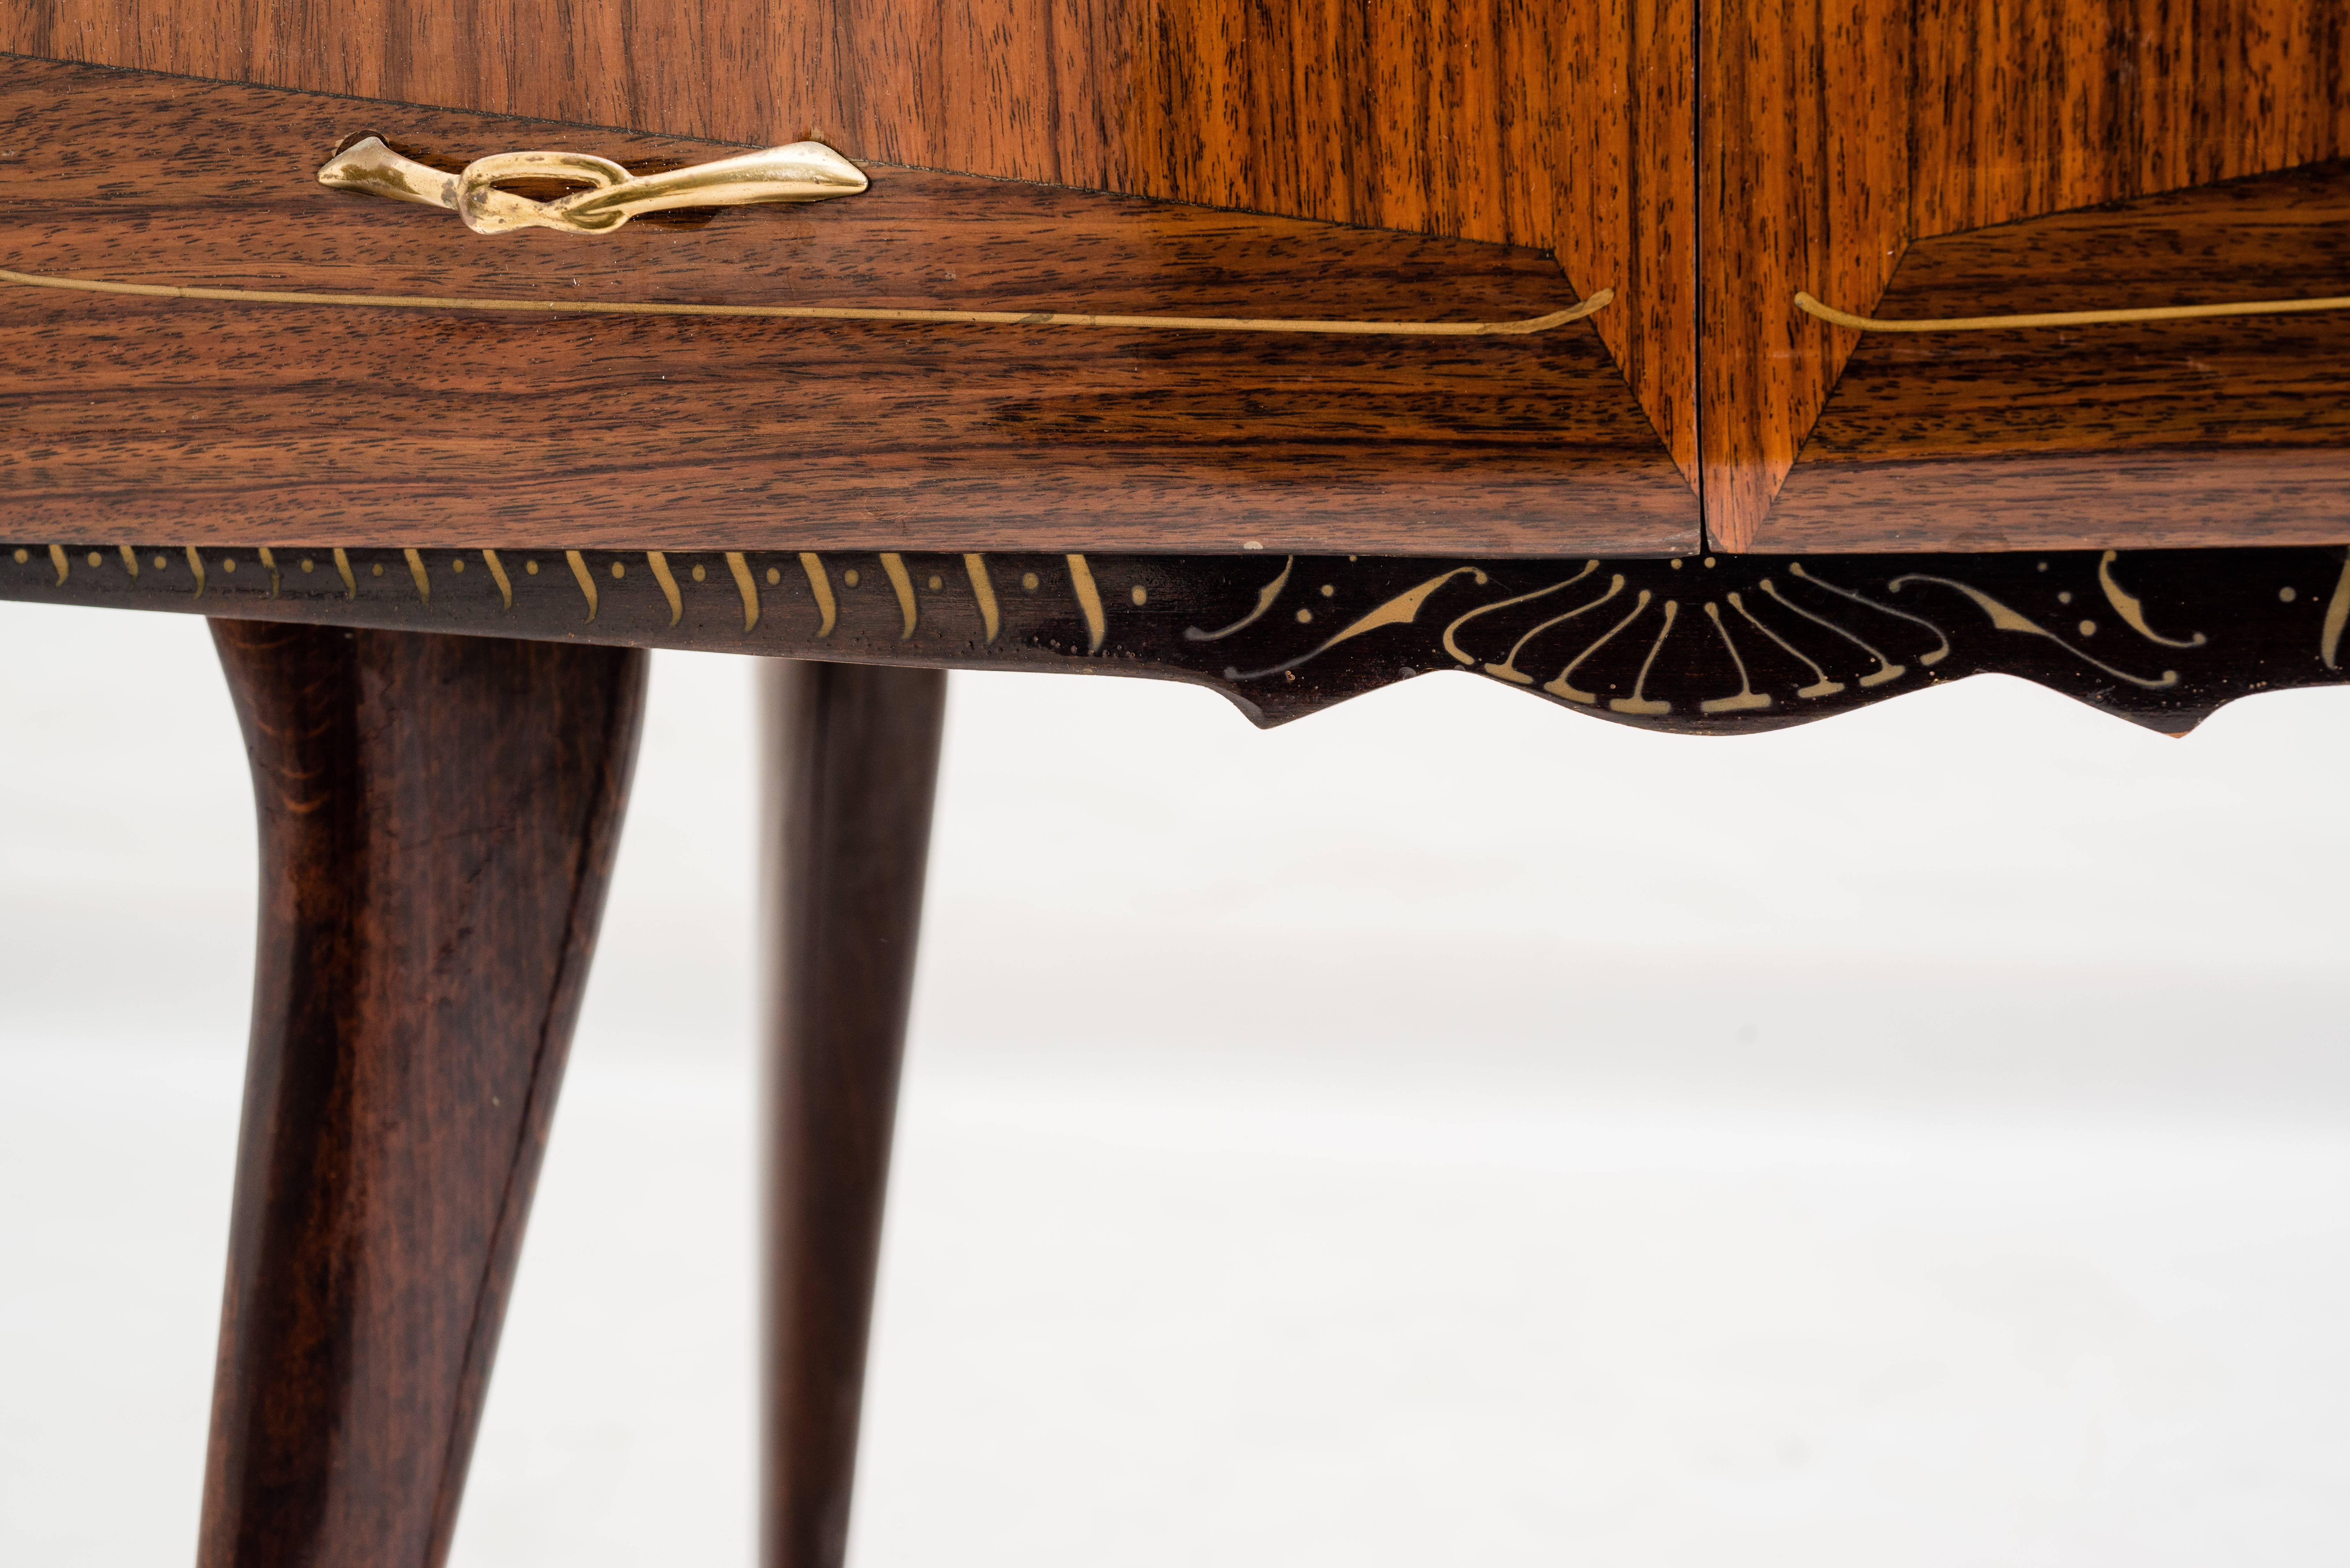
[[0, 4, 1702, 490], [1763, 162, 2350, 552], [1698, 0, 1910, 554], [1910, 0, 2350, 237], [0, 57, 1694, 557], [1702, 0, 2350, 550], [202, 620, 647, 1568], [7, 4, 2345, 558], [761, 660, 946, 1568]]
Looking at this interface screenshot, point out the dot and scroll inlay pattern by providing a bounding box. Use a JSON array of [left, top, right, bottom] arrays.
[[6, 541, 2345, 733]]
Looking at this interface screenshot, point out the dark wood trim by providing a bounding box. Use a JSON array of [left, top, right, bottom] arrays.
[[761, 660, 947, 1568], [201, 621, 647, 1568], [15, 542, 2347, 737]]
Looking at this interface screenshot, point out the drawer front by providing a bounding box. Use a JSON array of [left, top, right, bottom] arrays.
[[0, 58, 1688, 556]]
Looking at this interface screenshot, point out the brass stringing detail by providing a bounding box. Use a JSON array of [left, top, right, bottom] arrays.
[[0, 266, 1611, 339], [1885, 577, 2178, 688], [1796, 288, 2350, 333], [2098, 552, 2204, 648], [880, 553, 919, 640], [2325, 549, 2350, 671], [726, 553, 761, 632], [963, 554, 1001, 644], [482, 549, 514, 610], [647, 552, 684, 627], [1065, 556, 1107, 653], [564, 550, 598, 621], [798, 554, 836, 638]]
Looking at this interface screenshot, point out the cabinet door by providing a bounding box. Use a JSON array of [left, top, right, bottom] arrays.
[[0, 2, 1703, 557], [1702, 0, 2350, 553]]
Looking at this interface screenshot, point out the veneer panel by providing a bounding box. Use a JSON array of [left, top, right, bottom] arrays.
[[0, 0, 1703, 497], [1701, 0, 2349, 551], [0, 58, 1694, 556], [1761, 162, 2350, 552]]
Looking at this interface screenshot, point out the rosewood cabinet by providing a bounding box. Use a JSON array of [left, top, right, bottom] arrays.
[[2, 2, 2344, 1564]]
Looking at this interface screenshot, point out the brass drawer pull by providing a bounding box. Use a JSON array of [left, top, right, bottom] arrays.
[[316, 135, 868, 234], [0, 133, 1612, 335], [1796, 288, 2350, 333]]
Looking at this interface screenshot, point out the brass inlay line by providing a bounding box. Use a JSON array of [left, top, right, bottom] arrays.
[[799, 554, 836, 637], [1889, 575, 2179, 688], [1728, 590, 1844, 698], [1788, 562, 1950, 666], [1065, 555, 1106, 652], [184, 546, 206, 599], [1545, 589, 1650, 704], [1611, 599, 1679, 715], [332, 547, 356, 599], [1761, 577, 1905, 687], [0, 267, 1610, 338], [1482, 575, 1624, 685], [1700, 603, 1773, 714], [880, 553, 919, 639], [726, 553, 761, 631], [258, 545, 281, 597], [2097, 552, 2204, 648], [962, 554, 1000, 644], [647, 551, 683, 626], [482, 549, 514, 609], [118, 544, 139, 580], [2325, 549, 2350, 671], [47, 543, 67, 585], [1441, 562, 1598, 666], [1229, 568, 1486, 681], [1795, 289, 2350, 333], [1187, 558, 1294, 641], [404, 547, 431, 604], [565, 549, 598, 621]]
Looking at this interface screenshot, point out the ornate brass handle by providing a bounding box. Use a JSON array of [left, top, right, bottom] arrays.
[[316, 135, 868, 235]]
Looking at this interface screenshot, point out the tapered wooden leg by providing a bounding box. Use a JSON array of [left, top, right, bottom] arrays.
[[200, 621, 648, 1568], [761, 660, 948, 1568]]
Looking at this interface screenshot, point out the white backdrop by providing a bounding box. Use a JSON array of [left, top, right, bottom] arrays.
[[3, 599, 2346, 1566]]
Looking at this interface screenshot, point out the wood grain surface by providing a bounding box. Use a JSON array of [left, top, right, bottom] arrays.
[[1698, 0, 1910, 555], [760, 660, 945, 1568], [1910, 0, 2350, 237], [0, 0, 1703, 497], [202, 620, 646, 1568], [1702, 0, 2349, 551], [0, 57, 1695, 556], [11, 2, 2347, 556], [1760, 162, 2350, 552]]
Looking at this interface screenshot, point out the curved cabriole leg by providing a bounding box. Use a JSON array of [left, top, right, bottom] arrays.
[[201, 621, 648, 1568], [761, 660, 948, 1568]]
